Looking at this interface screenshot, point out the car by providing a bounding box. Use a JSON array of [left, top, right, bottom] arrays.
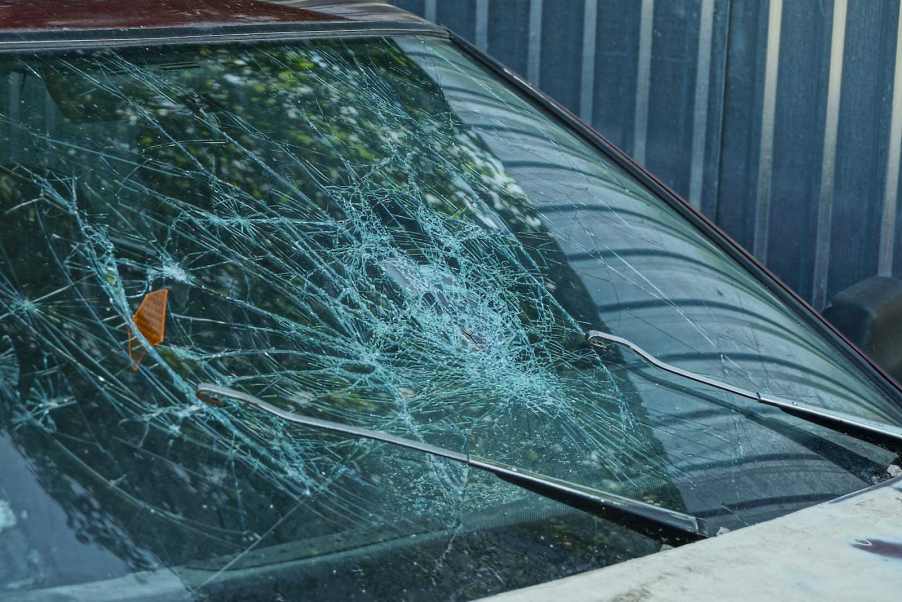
[[0, 1, 900, 600]]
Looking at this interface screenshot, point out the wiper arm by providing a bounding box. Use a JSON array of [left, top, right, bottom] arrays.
[[196, 383, 708, 545], [587, 330, 902, 453]]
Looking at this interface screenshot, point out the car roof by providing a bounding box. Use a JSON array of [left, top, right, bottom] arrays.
[[0, 0, 427, 32]]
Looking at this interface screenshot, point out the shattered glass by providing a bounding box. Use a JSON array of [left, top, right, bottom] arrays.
[[0, 35, 899, 600]]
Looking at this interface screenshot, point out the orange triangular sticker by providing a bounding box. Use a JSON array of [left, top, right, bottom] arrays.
[[129, 288, 169, 370]]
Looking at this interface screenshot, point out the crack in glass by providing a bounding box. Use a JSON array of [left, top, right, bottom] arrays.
[[0, 36, 898, 601]]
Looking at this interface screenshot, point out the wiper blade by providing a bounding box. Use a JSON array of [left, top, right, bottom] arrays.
[[587, 330, 902, 453], [196, 383, 708, 545]]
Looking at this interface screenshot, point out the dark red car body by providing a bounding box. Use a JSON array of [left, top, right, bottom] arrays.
[[0, 0, 432, 30]]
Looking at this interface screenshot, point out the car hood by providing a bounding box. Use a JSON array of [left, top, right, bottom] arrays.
[[481, 475, 902, 602]]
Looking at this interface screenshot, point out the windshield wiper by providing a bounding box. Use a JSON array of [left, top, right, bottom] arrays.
[[586, 330, 902, 453], [196, 383, 708, 545]]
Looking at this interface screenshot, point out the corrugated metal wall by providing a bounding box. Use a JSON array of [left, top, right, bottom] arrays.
[[392, 0, 902, 310]]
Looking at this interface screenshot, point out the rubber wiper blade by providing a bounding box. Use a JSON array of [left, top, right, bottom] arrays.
[[196, 383, 708, 545], [587, 330, 902, 453]]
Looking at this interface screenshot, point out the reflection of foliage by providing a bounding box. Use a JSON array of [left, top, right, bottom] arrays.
[[114, 41, 600, 324], [1, 38, 670, 593]]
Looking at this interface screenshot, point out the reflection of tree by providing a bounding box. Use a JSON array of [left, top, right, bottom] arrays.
[[119, 41, 601, 326], [1, 38, 677, 586]]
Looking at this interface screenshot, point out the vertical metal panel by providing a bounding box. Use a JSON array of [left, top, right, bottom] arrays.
[[698, 0, 732, 219], [435, 1, 477, 42], [386, 0, 424, 16], [689, 0, 716, 209], [591, 0, 642, 150], [580, 0, 599, 123], [828, 0, 897, 299], [716, 0, 770, 251], [880, 7, 902, 276], [812, 0, 848, 309], [527, 0, 543, 85], [633, 0, 655, 165], [485, 1, 531, 77], [475, 0, 489, 51], [752, 0, 782, 262], [765, 0, 832, 298], [540, 0, 586, 112], [644, 1, 705, 198]]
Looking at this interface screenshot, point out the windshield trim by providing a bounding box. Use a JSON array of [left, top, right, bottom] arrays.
[[0, 21, 448, 54]]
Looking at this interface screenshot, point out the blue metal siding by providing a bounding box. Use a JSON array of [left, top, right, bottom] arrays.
[[714, 0, 768, 253], [394, 0, 902, 309], [436, 0, 478, 40], [590, 0, 642, 152], [644, 0, 701, 199], [767, 0, 830, 298], [829, 0, 899, 298], [485, 1, 531, 74], [539, 2, 585, 110]]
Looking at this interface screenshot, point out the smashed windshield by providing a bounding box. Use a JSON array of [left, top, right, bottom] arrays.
[[0, 36, 899, 600]]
